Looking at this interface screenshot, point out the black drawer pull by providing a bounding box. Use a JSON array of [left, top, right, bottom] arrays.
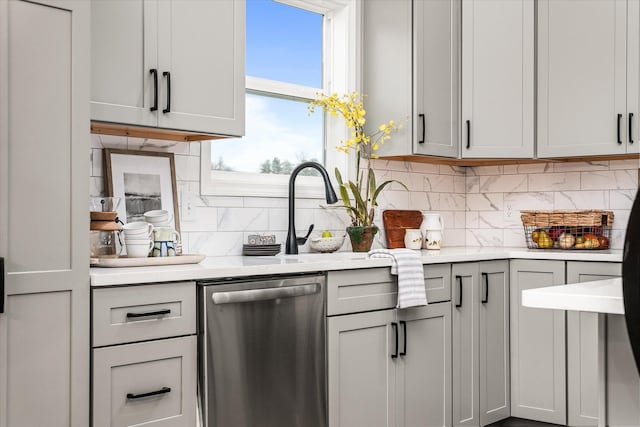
[[127, 386, 171, 400], [481, 272, 489, 304], [391, 322, 398, 359], [126, 309, 171, 319], [630, 113, 634, 144], [0, 257, 5, 314], [163, 71, 171, 114], [418, 113, 425, 144], [618, 113, 623, 144], [455, 275, 463, 308], [150, 69, 158, 112], [399, 320, 407, 356], [466, 120, 471, 149]]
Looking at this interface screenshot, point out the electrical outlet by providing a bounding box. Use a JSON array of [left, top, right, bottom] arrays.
[[181, 190, 196, 222]]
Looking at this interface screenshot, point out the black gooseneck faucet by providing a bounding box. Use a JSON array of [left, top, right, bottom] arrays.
[[285, 162, 339, 254]]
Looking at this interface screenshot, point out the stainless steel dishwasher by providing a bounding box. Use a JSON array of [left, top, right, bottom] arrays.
[[197, 274, 326, 427]]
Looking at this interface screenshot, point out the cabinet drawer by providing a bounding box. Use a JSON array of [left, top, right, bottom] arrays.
[[92, 335, 196, 427], [93, 282, 196, 347], [327, 264, 451, 315]]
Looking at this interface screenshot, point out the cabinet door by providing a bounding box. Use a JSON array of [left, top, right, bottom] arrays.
[[93, 336, 197, 427], [0, 1, 89, 426], [461, 0, 534, 158], [414, 0, 460, 157], [362, 0, 413, 157], [452, 263, 479, 427], [510, 260, 566, 424], [327, 310, 397, 427], [91, 0, 158, 127], [157, 0, 245, 136], [479, 261, 510, 426], [566, 262, 621, 426], [397, 303, 452, 427], [628, 0, 640, 154], [537, 0, 628, 157]]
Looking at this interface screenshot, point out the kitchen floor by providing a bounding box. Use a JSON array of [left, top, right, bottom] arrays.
[[487, 418, 563, 427]]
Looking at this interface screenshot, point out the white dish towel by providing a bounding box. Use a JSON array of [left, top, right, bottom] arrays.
[[368, 248, 428, 309]]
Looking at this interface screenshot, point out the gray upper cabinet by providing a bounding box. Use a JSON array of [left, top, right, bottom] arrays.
[[452, 261, 510, 427], [510, 259, 566, 425], [537, 0, 637, 157], [363, 0, 460, 158], [461, 0, 534, 158], [566, 261, 621, 427], [0, 0, 90, 425], [91, 0, 245, 137]]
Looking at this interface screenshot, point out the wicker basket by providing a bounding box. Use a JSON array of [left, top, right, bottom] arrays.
[[520, 210, 614, 250]]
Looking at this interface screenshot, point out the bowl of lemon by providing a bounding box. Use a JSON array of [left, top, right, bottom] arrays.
[[309, 231, 345, 253]]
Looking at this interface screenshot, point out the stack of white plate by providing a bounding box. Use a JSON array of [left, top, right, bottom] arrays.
[[242, 244, 281, 256]]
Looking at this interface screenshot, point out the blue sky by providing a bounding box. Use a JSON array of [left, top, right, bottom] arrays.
[[210, 0, 324, 173], [246, 0, 322, 87]]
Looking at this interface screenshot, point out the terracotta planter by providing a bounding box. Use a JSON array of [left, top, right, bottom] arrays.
[[347, 225, 378, 252]]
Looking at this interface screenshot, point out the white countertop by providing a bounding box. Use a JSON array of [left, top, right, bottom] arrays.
[[522, 277, 624, 314], [90, 246, 623, 287]]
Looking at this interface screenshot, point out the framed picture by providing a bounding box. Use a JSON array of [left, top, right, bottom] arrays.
[[103, 149, 180, 232]]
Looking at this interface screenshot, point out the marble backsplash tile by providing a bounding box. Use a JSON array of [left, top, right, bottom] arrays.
[[90, 136, 467, 256], [90, 134, 638, 253], [466, 159, 640, 249]]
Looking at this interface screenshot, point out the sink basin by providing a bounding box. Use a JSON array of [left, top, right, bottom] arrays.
[[277, 252, 369, 262]]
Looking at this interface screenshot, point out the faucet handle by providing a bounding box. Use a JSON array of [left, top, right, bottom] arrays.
[[296, 224, 315, 246]]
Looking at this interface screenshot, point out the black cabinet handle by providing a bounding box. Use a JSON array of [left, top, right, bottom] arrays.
[[466, 120, 471, 149], [391, 322, 398, 359], [126, 309, 171, 319], [150, 69, 158, 112], [399, 320, 407, 356], [163, 71, 171, 114], [0, 257, 4, 314], [481, 272, 489, 304], [127, 386, 171, 400], [455, 275, 463, 308], [418, 114, 425, 144], [630, 113, 634, 144], [618, 113, 623, 144]]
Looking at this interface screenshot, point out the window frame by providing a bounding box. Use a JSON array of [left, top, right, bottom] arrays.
[[200, 0, 360, 199]]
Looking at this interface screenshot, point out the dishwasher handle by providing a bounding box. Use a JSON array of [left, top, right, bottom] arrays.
[[211, 283, 321, 304]]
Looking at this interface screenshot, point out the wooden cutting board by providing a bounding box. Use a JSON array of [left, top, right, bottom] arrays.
[[382, 210, 423, 249]]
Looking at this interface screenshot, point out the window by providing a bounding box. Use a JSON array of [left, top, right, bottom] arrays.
[[201, 0, 358, 198]]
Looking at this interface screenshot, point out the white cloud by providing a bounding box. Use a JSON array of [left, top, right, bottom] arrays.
[[211, 95, 323, 172]]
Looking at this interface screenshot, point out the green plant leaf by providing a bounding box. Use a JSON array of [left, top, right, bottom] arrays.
[[368, 168, 376, 204], [371, 180, 407, 206], [348, 181, 369, 225]]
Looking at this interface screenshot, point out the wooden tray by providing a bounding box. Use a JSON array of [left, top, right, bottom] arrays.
[[382, 210, 423, 249], [90, 254, 205, 268]]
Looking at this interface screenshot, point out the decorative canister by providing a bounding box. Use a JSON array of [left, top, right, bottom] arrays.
[[420, 213, 444, 249], [404, 229, 423, 250], [424, 229, 443, 250]]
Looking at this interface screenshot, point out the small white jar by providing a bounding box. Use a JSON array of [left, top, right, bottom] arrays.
[[424, 229, 443, 250], [404, 229, 423, 250]]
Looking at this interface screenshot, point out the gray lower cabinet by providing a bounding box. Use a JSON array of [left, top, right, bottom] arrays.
[[566, 261, 621, 426], [91, 282, 197, 427], [0, 1, 90, 426], [327, 267, 452, 427], [327, 305, 452, 427], [93, 336, 197, 427], [327, 309, 397, 427], [510, 259, 566, 424], [453, 261, 510, 427]]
